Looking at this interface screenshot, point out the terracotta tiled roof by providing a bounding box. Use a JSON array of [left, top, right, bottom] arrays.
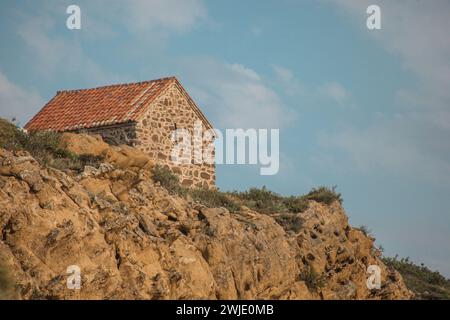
[[25, 77, 176, 131]]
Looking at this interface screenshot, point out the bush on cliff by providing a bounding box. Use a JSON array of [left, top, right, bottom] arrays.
[[151, 166, 343, 224], [232, 187, 309, 214], [0, 118, 27, 150], [151, 165, 184, 194], [0, 118, 102, 172], [189, 188, 240, 213], [298, 266, 327, 292], [274, 213, 304, 233], [232, 186, 284, 213], [306, 186, 342, 205], [151, 165, 240, 212], [383, 256, 450, 300]]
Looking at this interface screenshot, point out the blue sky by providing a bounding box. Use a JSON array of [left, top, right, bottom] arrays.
[[1, 0, 450, 276]]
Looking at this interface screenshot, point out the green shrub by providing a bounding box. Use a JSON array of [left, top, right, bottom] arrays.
[[306, 186, 342, 205], [25, 131, 69, 157], [233, 186, 343, 214], [357, 225, 373, 237], [233, 187, 286, 213], [151, 165, 183, 194], [383, 256, 450, 300], [232, 187, 310, 214], [189, 188, 240, 213], [0, 118, 27, 150], [274, 213, 304, 233], [236, 186, 279, 202], [24, 131, 100, 171], [298, 266, 326, 292], [151, 166, 240, 212], [0, 118, 103, 172], [282, 196, 309, 213]]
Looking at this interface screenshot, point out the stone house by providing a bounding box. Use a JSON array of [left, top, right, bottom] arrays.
[[25, 77, 216, 188]]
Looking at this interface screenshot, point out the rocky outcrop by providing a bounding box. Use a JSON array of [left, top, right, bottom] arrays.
[[0, 143, 411, 299]]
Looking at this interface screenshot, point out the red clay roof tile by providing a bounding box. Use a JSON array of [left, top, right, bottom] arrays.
[[24, 77, 175, 131]]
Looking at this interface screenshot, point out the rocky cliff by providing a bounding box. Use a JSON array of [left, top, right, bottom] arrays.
[[0, 133, 411, 299]]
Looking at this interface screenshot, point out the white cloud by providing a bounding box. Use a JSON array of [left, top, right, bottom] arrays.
[[230, 64, 261, 82], [272, 65, 303, 96], [4, 0, 208, 125], [320, 111, 450, 185], [273, 65, 294, 83], [180, 58, 296, 128], [15, 0, 208, 83], [327, 0, 450, 108], [93, 0, 206, 34], [17, 12, 122, 85], [273, 65, 350, 105], [322, 0, 450, 183], [128, 0, 205, 32], [319, 82, 350, 104], [0, 72, 44, 125]]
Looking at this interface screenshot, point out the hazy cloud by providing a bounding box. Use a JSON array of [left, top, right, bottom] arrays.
[[0, 72, 44, 125], [319, 82, 350, 104], [327, 0, 450, 108], [94, 0, 207, 34], [323, 0, 450, 184], [272, 65, 304, 96], [16, 9, 124, 86], [180, 58, 297, 128]]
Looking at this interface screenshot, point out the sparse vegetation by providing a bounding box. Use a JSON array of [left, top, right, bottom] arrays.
[[282, 195, 309, 213], [357, 225, 373, 238], [189, 188, 240, 213], [0, 118, 103, 172], [0, 118, 28, 150], [274, 213, 304, 233], [306, 186, 342, 205], [150, 168, 344, 235], [151, 165, 184, 194], [232, 187, 285, 213], [231, 186, 309, 214], [298, 266, 327, 292], [151, 165, 240, 212], [383, 256, 450, 300]]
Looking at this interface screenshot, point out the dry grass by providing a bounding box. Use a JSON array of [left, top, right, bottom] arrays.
[[0, 118, 103, 172]]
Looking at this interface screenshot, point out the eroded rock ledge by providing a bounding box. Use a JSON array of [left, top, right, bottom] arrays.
[[0, 145, 411, 299]]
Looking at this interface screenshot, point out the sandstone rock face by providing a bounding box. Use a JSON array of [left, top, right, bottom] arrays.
[[0, 147, 411, 300]]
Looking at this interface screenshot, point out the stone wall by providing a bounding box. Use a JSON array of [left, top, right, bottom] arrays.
[[73, 83, 216, 188], [134, 82, 216, 188], [81, 123, 137, 146]]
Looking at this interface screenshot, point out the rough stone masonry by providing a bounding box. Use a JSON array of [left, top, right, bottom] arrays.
[[24, 77, 216, 189]]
